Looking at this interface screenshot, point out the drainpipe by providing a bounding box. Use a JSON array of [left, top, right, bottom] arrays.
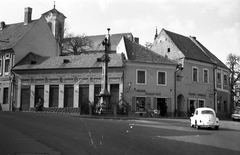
[[174, 64, 183, 117], [213, 65, 217, 111], [9, 72, 15, 112]]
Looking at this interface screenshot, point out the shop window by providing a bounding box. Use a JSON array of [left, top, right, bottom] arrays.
[[136, 97, 145, 112], [203, 69, 209, 84], [198, 100, 205, 107], [157, 71, 166, 86], [192, 67, 198, 82], [136, 69, 146, 85]]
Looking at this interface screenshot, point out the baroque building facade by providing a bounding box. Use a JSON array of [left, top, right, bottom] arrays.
[[151, 28, 230, 118]]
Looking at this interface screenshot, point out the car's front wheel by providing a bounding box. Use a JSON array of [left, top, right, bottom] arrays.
[[215, 126, 219, 130]]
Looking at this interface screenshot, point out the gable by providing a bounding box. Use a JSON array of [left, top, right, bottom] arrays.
[[164, 29, 213, 64], [123, 37, 177, 65], [152, 29, 227, 69]]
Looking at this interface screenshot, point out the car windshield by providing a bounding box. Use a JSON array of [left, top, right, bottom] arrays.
[[201, 110, 214, 115]]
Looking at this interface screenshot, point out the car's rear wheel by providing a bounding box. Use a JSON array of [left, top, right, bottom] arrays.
[[215, 126, 219, 130]]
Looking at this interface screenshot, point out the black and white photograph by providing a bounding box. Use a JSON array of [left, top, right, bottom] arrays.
[[0, 0, 240, 154]]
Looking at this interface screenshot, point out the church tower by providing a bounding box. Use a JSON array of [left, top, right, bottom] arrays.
[[42, 3, 66, 47]]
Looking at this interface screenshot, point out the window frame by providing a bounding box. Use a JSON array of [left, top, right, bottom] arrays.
[[198, 99, 205, 108], [192, 66, 199, 82], [136, 69, 147, 85], [135, 97, 146, 112], [0, 56, 2, 76], [4, 54, 10, 76], [216, 70, 221, 85], [203, 68, 209, 84], [223, 72, 228, 86], [157, 70, 167, 86]]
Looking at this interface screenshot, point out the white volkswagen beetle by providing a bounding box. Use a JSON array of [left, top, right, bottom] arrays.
[[190, 107, 219, 130]]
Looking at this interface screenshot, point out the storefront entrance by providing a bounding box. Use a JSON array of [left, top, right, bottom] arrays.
[[21, 86, 30, 111], [35, 85, 44, 106], [157, 98, 167, 117]]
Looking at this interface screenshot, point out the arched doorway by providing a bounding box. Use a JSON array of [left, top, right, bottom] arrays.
[[177, 94, 185, 117]]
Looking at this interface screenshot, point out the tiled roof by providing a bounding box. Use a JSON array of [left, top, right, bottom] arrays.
[[0, 20, 38, 51], [194, 39, 227, 68], [12, 52, 123, 70], [124, 37, 177, 65], [164, 29, 212, 63], [164, 29, 227, 68]]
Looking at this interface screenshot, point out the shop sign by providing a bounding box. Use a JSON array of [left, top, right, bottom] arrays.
[[135, 89, 161, 96], [189, 92, 206, 97]]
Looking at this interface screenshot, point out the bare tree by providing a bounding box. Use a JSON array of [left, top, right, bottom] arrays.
[[145, 42, 153, 49], [62, 33, 92, 55], [226, 53, 240, 111]]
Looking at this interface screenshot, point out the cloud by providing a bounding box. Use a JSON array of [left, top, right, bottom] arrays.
[[186, 20, 196, 30], [98, 0, 110, 13], [168, 19, 182, 32], [208, 22, 240, 61]]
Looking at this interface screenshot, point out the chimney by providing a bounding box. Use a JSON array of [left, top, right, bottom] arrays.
[[134, 37, 139, 44], [0, 21, 5, 30], [24, 7, 32, 25], [191, 36, 196, 40]]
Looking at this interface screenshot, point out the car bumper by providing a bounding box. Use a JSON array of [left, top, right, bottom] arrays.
[[231, 115, 240, 120], [199, 124, 219, 128]]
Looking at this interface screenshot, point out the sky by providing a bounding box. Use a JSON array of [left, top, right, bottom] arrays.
[[0, 0, 239, 63]]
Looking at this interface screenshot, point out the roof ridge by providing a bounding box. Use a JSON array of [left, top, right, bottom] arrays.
[[86, 32, 132, 37], [0, 19, 38, 27], [164, 29, 189, 39]]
